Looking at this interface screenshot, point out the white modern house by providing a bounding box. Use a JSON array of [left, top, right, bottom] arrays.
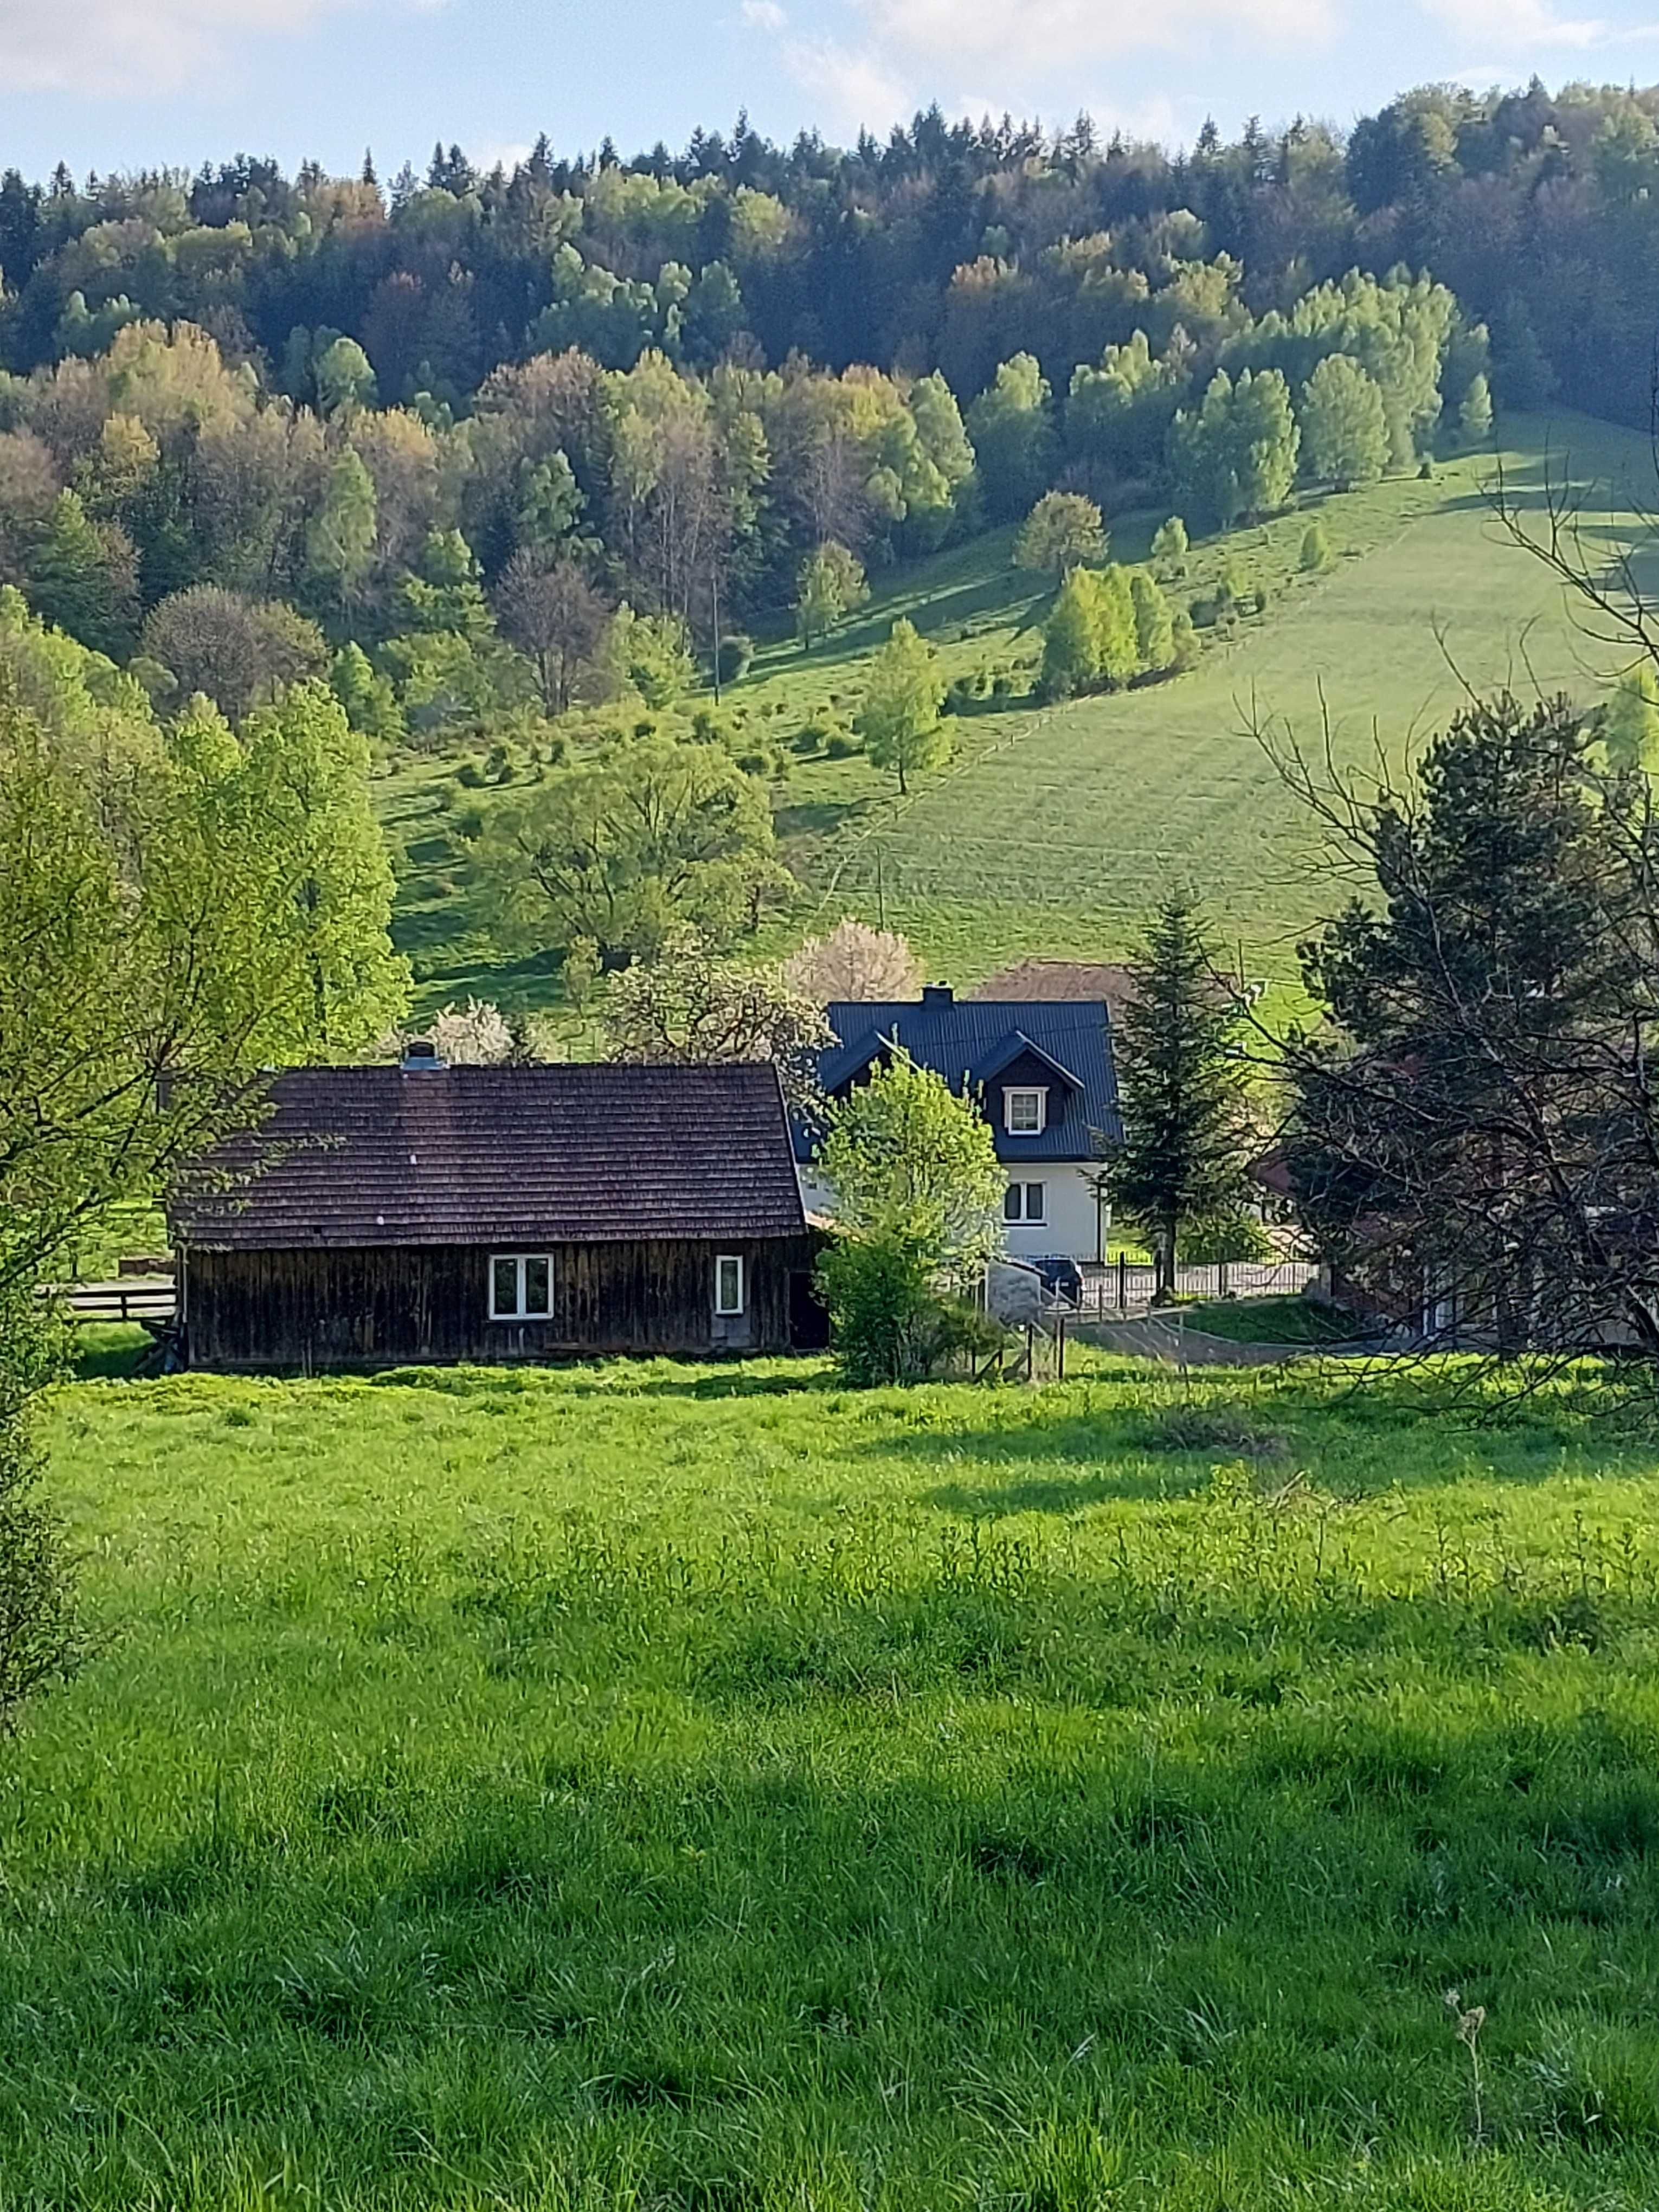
[[796, 984, 1121, 1267]]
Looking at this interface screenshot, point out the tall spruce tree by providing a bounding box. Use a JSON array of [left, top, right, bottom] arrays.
[[1113, 893, 1252, 1298], [1275, 691, 1659, 1357]]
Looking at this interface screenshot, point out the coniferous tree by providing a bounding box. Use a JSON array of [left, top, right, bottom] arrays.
[[1150, 515, 1189, 577], [1458, 372, 1493, 444], [1276, 691, 1659, 1356], [1113, 893, 1252, 1299], [25, 490, 136, 656]]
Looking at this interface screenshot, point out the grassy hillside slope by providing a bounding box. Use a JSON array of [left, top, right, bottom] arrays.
[[12, 1355, 1659, 2208], [387, 409, 1653, 1012]]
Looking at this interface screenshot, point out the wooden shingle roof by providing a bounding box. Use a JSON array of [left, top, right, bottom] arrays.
[[172, 1063, 807, 1251]]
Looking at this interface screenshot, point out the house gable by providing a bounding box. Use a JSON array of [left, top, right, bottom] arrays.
[[801, 986, 1120, 1166]]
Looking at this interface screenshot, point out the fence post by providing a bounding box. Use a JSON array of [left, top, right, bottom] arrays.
[[1219, 1259, 1230, 1300], [1117, 1251, 1127, 1311]]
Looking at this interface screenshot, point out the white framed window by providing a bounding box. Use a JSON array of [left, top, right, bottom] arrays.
[[715, 1253, 746, 1317], [1003, 1182, 1046, 1225], [490, 1253, 552, 1320], [1004, 1086, 1047, 1135]]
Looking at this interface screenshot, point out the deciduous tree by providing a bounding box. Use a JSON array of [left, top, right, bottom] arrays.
[[857, 618, 948, 794], [479, 737, 789, 964], [783, 918, 921, 1002], [966, 353, 1055, 522], [602, 933, 830, 1109], [1013, 490, 1105, 574], [814, 1053, 1005, 1383], [141, 587, 327, 721], [496, 549, 609, 713], [794, 540, 867, 648], [1300, 353, 1388, 488]]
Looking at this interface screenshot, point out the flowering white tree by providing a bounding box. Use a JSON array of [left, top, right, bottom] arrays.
[[783, 919, 921, 1004]]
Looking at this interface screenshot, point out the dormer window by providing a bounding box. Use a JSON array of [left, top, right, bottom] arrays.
[[1005, 1086, 1046, 1135]]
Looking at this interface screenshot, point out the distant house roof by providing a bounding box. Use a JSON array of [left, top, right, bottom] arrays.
[[173, 1063, 808, 1252], [969, 961, 1137, 1020], [803, 986, 1121, 1161]]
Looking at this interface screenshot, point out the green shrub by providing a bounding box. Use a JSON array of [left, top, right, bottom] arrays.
[[1182, 1210, 1277, 1265], [825, 731, 860, 758], [816, 1231, 1004, 1385], [715, 633, 754, 685], [1300, 521, 1333, 574], [454, 759, 485, 788]]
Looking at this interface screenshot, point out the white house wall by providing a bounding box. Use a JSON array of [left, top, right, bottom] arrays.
[[1000, 1162, 1104, 1262], [799, 1161, 1105, 1264]]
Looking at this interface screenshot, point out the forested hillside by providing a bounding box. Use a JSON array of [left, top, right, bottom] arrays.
[[2, 78, 1656, 1007], [0, 79, 1649, 423], [0, 80, 1648, 655]]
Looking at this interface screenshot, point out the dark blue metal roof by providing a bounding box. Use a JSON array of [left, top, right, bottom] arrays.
[[798, 990, 1121, 1162]]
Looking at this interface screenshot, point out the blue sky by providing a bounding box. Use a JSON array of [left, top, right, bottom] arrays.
[[8, 0, 1659, 182]]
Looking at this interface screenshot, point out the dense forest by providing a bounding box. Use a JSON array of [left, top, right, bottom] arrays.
[[0, 77, 1651, 914]]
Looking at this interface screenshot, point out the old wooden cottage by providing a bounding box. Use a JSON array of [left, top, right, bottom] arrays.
[[171, 1057, 820, 1371]]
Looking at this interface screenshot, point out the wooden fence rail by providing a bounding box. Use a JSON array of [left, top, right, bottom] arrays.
[[44, 1280, 177, 1327]]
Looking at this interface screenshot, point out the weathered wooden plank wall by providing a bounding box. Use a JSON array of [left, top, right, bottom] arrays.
[[183, 1237, 820, 1370]]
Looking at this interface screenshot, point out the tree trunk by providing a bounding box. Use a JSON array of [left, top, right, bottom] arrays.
[[1156, 1216, 1177, 1304]]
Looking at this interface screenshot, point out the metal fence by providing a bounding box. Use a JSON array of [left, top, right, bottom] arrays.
[[1076, 1256, 1317, 1317]]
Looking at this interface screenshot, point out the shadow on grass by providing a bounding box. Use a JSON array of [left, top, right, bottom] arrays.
[[925, 1467, 1183, 1514], [70, 1323, 157, 1381], [366, 1359, 837, 1402]]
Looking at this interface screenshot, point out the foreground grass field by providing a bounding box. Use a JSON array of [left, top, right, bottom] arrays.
[[387, 408, 1656, 1013], [11, 1355, 1659, 2208]]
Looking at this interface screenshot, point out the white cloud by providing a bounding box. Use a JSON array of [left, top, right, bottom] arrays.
[[472, 140, 536, 173], [1420, 0, 1604, 46], [781, 33, 912, 132], [756, 0, 1336, 140], [740, 0, 788, 28], [1, 0, 382, 95], [854, 0, 1336, 73]]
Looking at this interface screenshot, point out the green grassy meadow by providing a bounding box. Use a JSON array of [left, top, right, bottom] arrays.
[[385, 409, 1657, 1015], [12, 1352, 1659, 2209]]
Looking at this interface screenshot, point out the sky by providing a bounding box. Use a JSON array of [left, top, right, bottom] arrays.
[[7, 0, 1659, 183]]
